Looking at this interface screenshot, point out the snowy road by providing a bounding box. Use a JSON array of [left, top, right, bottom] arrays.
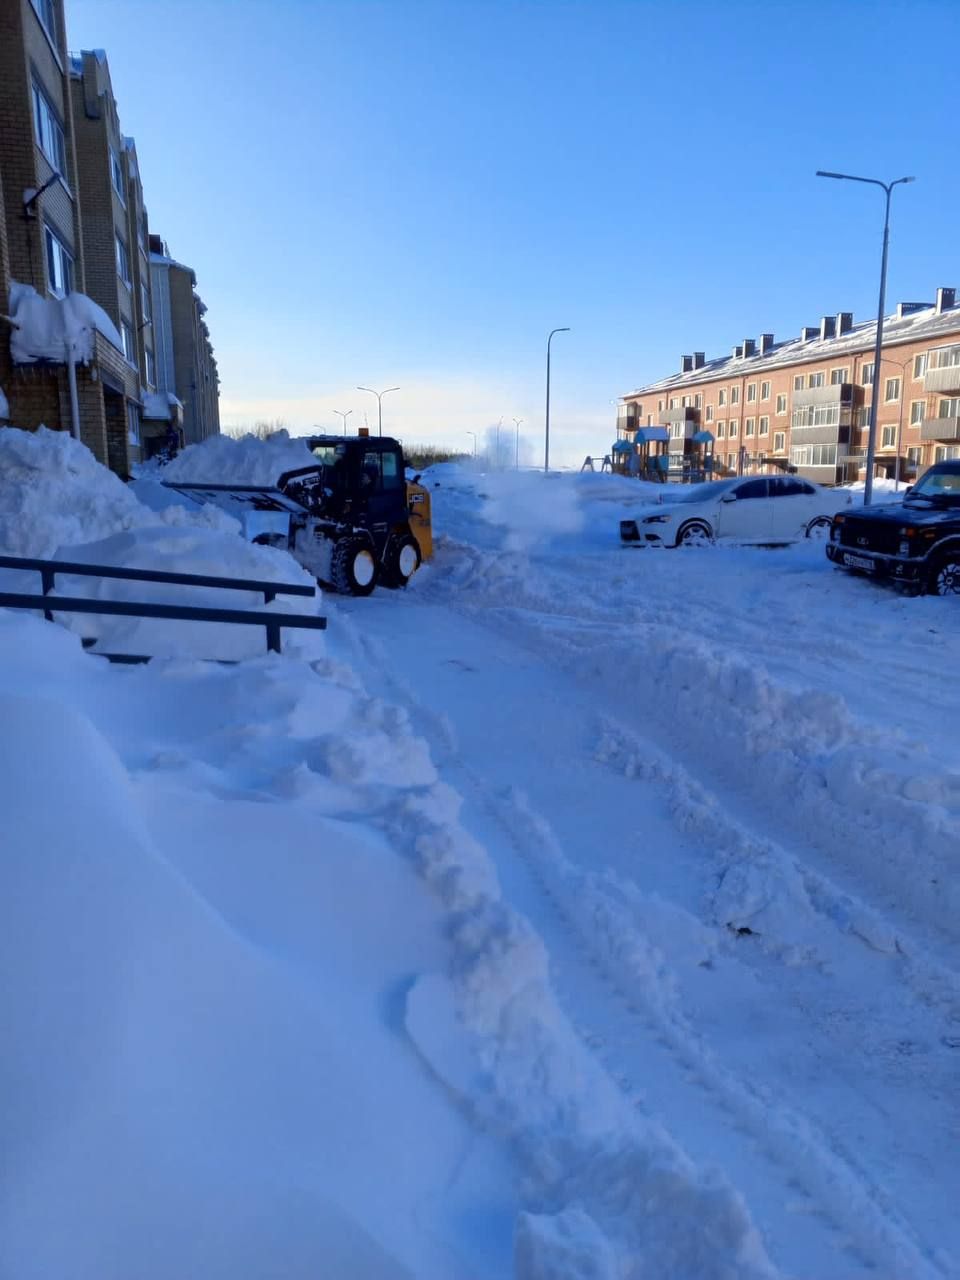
[[334, 469, 960, 1280]]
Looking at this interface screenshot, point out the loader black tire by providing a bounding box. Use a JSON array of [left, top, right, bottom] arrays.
[[330, 536, 379, 596], [381, 534, 422, 588]]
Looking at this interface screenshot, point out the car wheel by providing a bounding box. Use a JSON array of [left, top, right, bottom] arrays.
[[677, 520, 713, 548], [928, 553, 960, 597], [381, 534, 422, 588], [805, 516, 832, 540], [330, 536, 379, 596]]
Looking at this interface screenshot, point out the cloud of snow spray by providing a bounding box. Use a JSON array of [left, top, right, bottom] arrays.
[[478, 470, 585, 552]]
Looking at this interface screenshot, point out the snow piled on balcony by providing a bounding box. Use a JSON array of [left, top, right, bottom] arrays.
[[8, 282, 123, 365]]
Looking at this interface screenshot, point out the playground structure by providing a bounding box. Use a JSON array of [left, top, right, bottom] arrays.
[[605, 425, 717, 484]]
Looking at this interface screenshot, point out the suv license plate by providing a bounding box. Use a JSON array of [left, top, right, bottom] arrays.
[[843, 553, 874, 571]]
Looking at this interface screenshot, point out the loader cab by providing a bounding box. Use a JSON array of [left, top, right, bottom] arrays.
[[305, 436, 406, 519]]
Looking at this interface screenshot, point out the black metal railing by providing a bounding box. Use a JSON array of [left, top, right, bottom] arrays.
[[0, 553, 325, 660]]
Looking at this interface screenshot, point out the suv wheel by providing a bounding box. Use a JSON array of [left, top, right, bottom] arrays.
[[929, 553, 960, 597], [330, 536, 379, 596]]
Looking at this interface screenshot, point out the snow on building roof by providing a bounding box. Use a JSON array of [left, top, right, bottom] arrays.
[[8, 283, 124, 365], [626, 298, 960, 398]]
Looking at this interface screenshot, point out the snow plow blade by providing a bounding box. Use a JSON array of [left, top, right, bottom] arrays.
[[161, 480, 309, 516]]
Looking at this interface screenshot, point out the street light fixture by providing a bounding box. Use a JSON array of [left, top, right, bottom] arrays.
[[466, 430, 477, 458], [544, 327, 570, 473], [512, 416, 523, 470], [333, 408, 352, 433], [816, 170, 915, 505], [356, 385, 399, 437]]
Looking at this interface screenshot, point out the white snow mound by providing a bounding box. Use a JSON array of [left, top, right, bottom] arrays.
[[163, 429, 315, 486]]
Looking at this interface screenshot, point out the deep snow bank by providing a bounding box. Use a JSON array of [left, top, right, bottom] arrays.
[[163, 428, 315, 485]]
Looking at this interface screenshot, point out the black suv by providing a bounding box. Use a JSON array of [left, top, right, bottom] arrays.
[[826, 460, 960, 595]]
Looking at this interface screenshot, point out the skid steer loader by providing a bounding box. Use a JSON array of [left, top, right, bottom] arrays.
[[163, 434, 432, 596]]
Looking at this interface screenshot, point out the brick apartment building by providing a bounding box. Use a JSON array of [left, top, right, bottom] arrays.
[[618, 289, 960, 486], [149, 235, 220, 446], [0, 0, 218, 473]]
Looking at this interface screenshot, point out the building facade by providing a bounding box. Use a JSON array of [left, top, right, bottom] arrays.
[[619, 289, 960, 486], [149, 235, 220, 447], [0, 0, 219, 473]]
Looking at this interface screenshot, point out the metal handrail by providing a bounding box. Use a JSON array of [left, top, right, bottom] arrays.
[[0, 553, 314, 606], [0, 591, 326, 659]]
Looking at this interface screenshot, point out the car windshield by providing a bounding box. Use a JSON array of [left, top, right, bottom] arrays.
[[666, 480, 738, 504], [908, 466, 960, 503]]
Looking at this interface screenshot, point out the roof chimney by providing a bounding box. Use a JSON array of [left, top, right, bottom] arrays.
[[681, 354, 694, 373], [732, 344, 743, 359], [758, 332, 774, 355], [819, 316, 836, 341], [693, 351, 706, 369], [742, 338, 756, 357], [935, 287, 956, 314], [836, 312, 853, 335], [801, 326, 819, 342], [896, 301, 930, 319]]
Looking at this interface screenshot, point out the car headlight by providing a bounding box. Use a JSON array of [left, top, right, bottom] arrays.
[[642, 514, 672, 524]]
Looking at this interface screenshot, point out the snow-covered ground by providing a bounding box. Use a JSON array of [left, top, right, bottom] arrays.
[[1, 433, 958, 1278]]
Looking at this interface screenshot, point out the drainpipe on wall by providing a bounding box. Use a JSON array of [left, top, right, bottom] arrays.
[[65, 339, 81, 441]]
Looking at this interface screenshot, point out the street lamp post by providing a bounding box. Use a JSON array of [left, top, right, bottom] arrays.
[[544, 327, 570, 473], [816, 170, 915, 505], [333, 408, 352, 433], [357, 385, 400, 437], [466, 431, 477, 459], [513, 416, 523, 469]]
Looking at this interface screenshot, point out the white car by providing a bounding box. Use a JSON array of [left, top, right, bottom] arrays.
[[620, 475, 852, 548]]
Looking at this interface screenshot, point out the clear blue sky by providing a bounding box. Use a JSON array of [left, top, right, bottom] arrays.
[[70, 0, 960, 464]]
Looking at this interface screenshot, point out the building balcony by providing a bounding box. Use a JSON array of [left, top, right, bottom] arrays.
[[920, 416, 960, 442], [789, 423, 850, 446], [659, 406, 699, 426], [792, 382, 860, 409], [923, 365, 960, 394]]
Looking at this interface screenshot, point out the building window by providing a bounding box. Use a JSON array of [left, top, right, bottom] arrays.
[[934, 446, 960, 461], [110, 147, 125, 201], [831, 367, 848, 384], [862, 362, 875, 386], [760, 380, 771, 401], [792, 403, 841, 429], [657, 400, 664, 413], [913, 352, 928, 379], [140, 280, 151, 321], [31, 0, 58, 43], [121, 321, 136, 363], [747, 383, 757, 403], [717, 421, 726, 438], [116, 234, 132, 285], [880, 425, 897, 449], [759, 416, 769, 436], [43, 223, 73, 297], [910, 400, 925, 425], [138, 211, 148, 252], [791, 443, 838, 467], [145, 348, 156, 388], [32, 81, 66, 173], [745, 417, 755, 436], [774, 431, 785, 452], [794, 374, 805, 391], [730, 386, 740, 405], [932, 344, 960, 370], [635, 403, 643, 417], [884, 377, 901, 402], [705, 405, 713, 422], [669, 397, 679, 410], [809, 370, 825, 388], [776, 393, 787, 415], [694, 393, 702, 410], [127, 401, 141, 446], [939, 398, 960, 418], [907, 446, 922, 467], [729, 419, 739, 438], [718, 389, 726, 406]]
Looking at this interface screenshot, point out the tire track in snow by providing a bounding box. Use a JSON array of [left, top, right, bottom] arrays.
[[337, 608, 948, 1280]]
